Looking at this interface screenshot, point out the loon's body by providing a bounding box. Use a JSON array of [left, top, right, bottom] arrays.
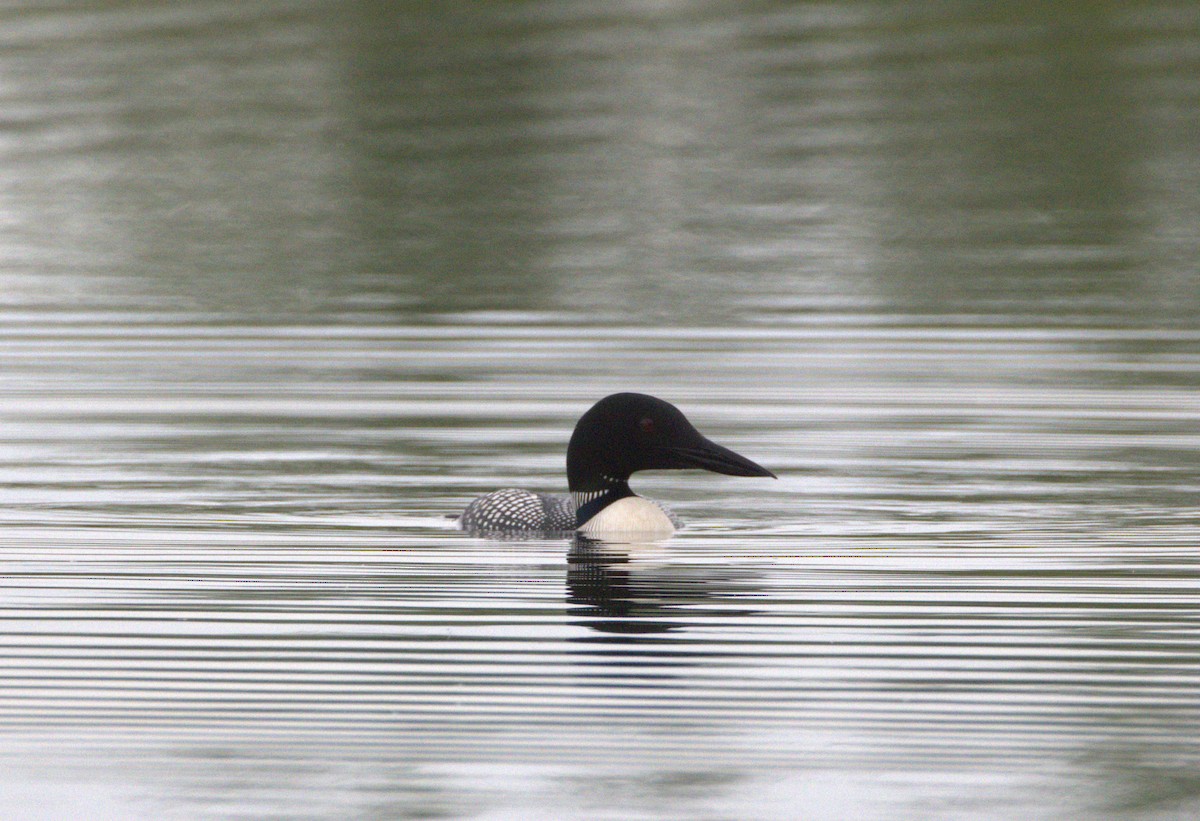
[[458, 393, 774, 536], [460, 489, 681, 536], [459, 489, 577, 532]]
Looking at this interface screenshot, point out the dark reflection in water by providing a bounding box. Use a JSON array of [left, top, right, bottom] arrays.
[[567, 536, 760, 636]]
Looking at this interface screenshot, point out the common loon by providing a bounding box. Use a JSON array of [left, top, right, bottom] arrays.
[[459, 393, 775, 536]]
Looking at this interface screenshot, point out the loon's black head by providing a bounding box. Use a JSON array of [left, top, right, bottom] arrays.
[[566, 393, 776, 493]]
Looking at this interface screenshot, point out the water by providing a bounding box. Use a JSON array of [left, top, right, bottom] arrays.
[[2, 2, 1199, 819]]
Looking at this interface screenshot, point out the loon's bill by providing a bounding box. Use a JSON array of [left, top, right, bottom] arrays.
[[459, 393, 775, 536]]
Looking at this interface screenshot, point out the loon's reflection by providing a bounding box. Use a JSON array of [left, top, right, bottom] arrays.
[[566, 535, 758, 636]]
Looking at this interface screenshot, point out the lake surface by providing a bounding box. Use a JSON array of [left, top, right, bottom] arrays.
[[1, 2, 1199, 819]]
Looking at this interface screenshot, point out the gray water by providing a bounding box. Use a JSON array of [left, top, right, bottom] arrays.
[[2, 2, 1199, 819]]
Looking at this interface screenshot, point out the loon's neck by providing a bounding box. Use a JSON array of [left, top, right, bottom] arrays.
[[576, 496, 677, 537], [570, 479, 676, 535], [571, 480, 633, 528]]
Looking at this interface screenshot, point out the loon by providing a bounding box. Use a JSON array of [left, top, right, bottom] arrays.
[[459, 393, 775, 536]]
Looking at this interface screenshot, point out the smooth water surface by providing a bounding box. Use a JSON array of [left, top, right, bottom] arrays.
[[1, 3, 1199, 819]]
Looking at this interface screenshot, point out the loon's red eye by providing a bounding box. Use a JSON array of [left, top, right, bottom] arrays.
[[639, 417, 655, 433]]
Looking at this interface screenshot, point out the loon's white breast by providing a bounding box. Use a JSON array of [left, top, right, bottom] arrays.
[[576, 496, 676, 537]]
